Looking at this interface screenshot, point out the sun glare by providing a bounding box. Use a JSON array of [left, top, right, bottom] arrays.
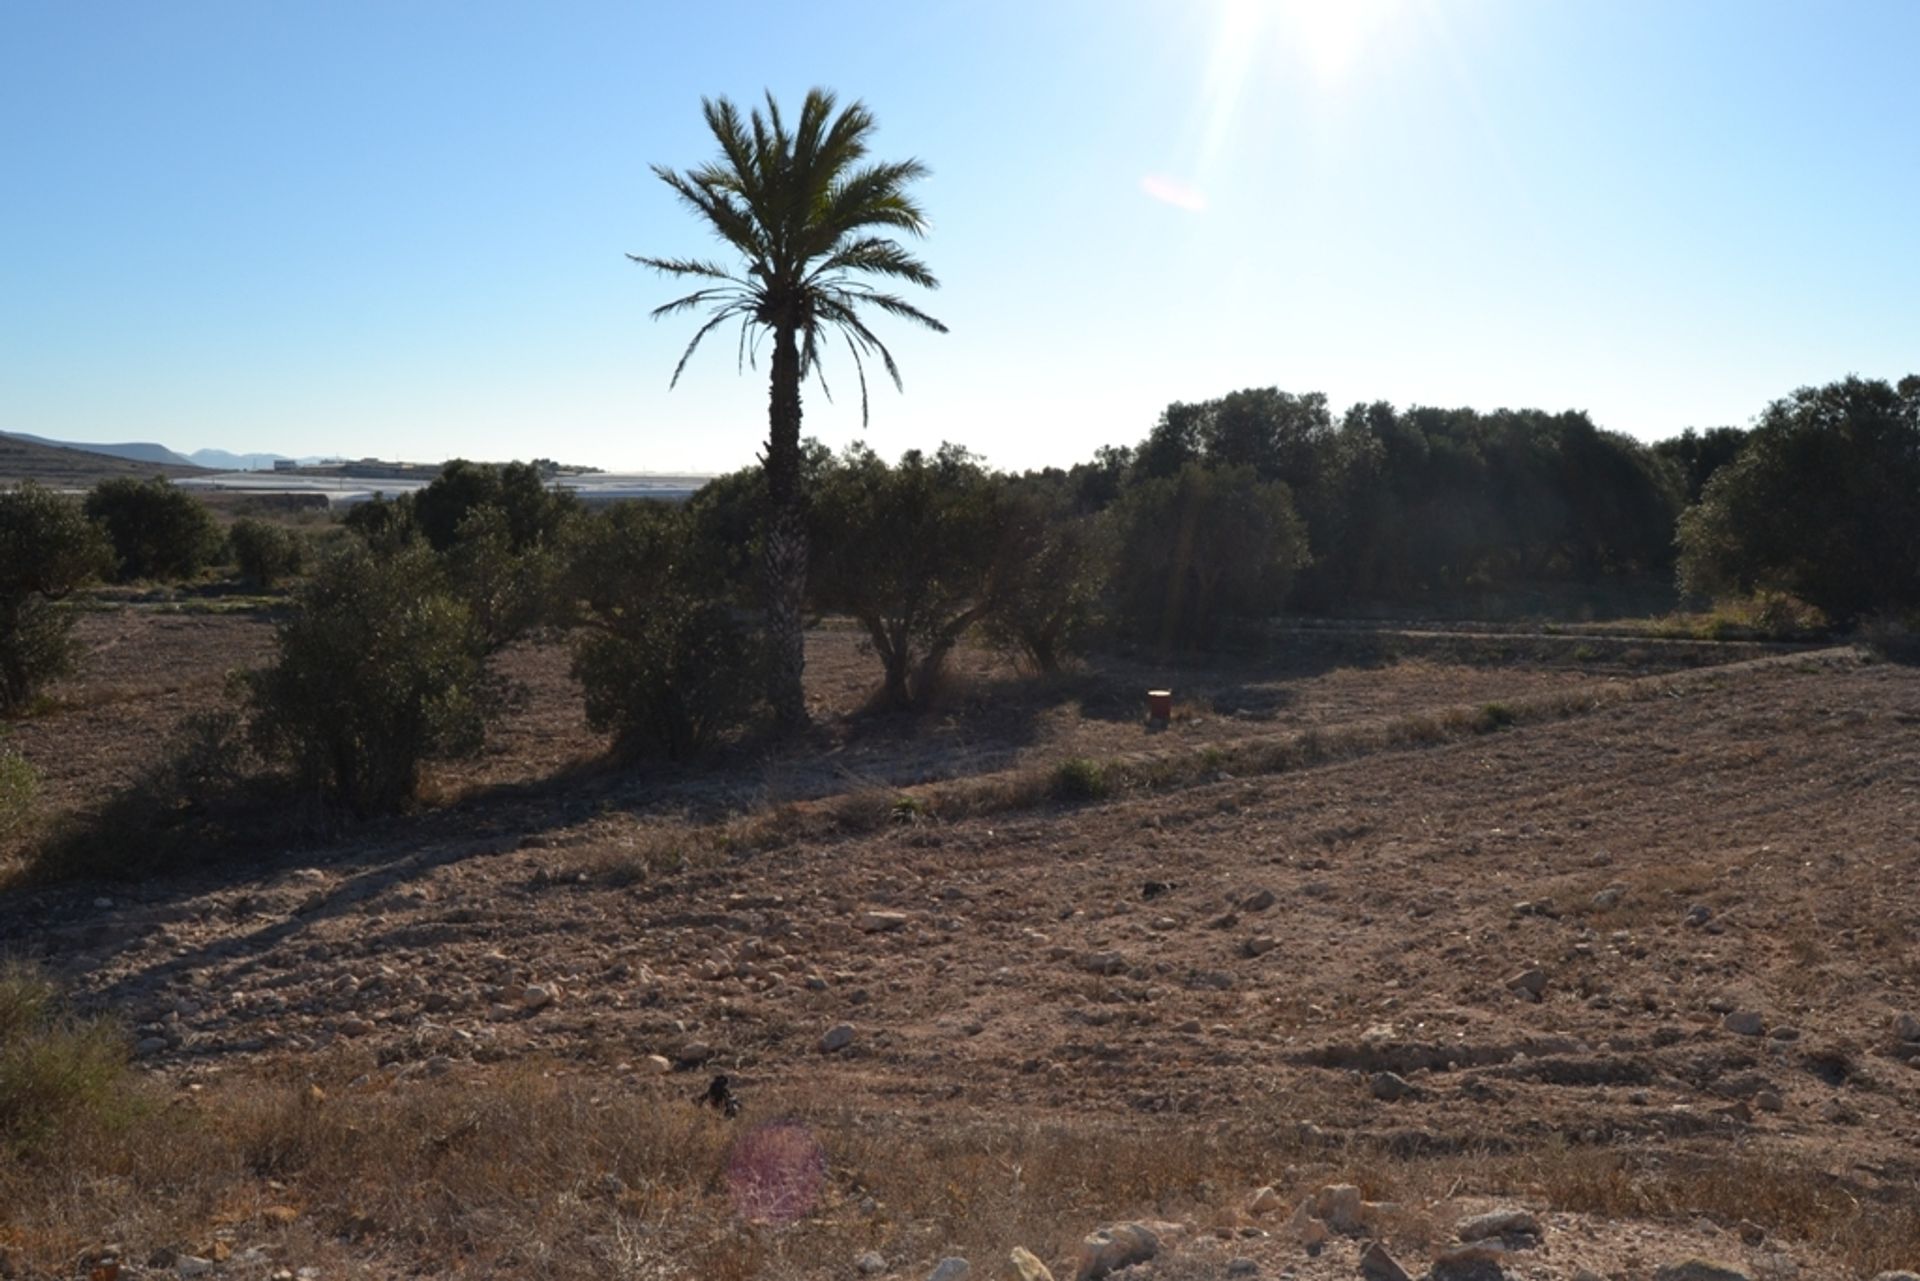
[[1272, 0, 1399, 84]]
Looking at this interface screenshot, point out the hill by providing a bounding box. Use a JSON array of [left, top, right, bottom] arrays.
[[189, 447, 296, 471], [0, 431, 208, 486], [1, 430, 198, 468]]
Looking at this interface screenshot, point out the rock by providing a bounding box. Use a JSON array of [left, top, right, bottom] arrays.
[[1010, 1246, 1055, 1281], [675, 1041, 713, 1066], [1358, 1241, 1413, 1281], [1287, 1198, 1332, 1249], [1074, 1222, 1159, 1281], [1457, 1208, 1542, 1242], [1247, 1185, 1283, 1216], [928, 1258, 970, 1281], [1311, 1184, 1365, 1234], [1722, 1010, 1765, 1037], [642, 1054, 672, 1075], [1871, 1273, 1920, 1281], [1432, 1246, 1508, 1281], [855, 1252, 887, 1276], [1078, 951, 1126, 976], [1369, 1071, 1419, 1101], [1591, 886, 1625, 910], [175, 1259, 215, 1279], [1506, 968, 1548, 999], [521, 984, 556, 1012], [338, 1017, 372, 1037], [1227, 1260, 1259, 1279], [819, 1023, 856, 1053], [1893, 1012, 1920, 1042], [1754, 1088, 1784, 1112], [133, 1036, 169, 1058], [1241, 888, 1277, 912], [858, 911, 909, 933], [1685, 904, 1713, 928], [1653, 1262, 1752, 1281], [1242, 935, 1279, 958]]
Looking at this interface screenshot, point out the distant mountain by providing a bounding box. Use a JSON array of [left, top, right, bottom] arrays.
[[0, 432, 208, 486], [2, 431, 197, 468], [189, 448, 294, 471]]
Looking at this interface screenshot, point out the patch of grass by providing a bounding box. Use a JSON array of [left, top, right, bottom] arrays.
[[552, 825, 707, 887], [0, 744, 36, 843], [1474, 702, 1517, 732], [1051, 757, 1111, 802], [0, 963, 132, 1158]]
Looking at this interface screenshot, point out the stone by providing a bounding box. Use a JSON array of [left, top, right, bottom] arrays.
[[675, 1040, 712, 1066], [1242, 935, 1279, 958], [820, 1023, 856, 1053], [928, 1259, 970, 1281], [1074, 1222, 1159, 1281], [521, 984, 556, 1011], [1893, 1012, 1920, 1042], [855, 1252, 887, 1276], [1722, 1011, 1765, 1037], [1246, 1185, 1283, 1216], [1286, 1198, 1332, 1249], [1010, 1246, 1055, 1281], [1078, 951, 1126, 976], [1685, 904, 1713, 927], [1369, 1071, 1419, 1101], [858, 911, 909, 933], [175, 1259, 215, 1279], [1653, 1262, 1752, 1281], [133, 1037, 169, 1058], [1506, 968, 1548, 999], [1226, 1260, 1259, 1278], [1311, 1184, 1365, 1233], [1432, 1247, 1508, 1281], [1754, 1088, 1784, 1112], [1591, 886, 1625, 910], [1241, 888, 1277, 912], [1457, 1208, 1542, 1242], [642, 1054, 672, 1075], [1358, 1241, 1413, 1281], [1871, 1273, 1920, 1281]]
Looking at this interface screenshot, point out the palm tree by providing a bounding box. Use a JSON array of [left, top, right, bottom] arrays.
[[632, 89, 946, 731]]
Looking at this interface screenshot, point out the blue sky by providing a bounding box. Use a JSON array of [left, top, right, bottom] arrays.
[[3, 1, 1916, 473]]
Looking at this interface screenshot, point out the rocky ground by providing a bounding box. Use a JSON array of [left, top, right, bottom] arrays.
[[4, 620, 1918, 1280]]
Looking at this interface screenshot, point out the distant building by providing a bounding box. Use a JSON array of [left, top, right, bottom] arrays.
[[272, 459, 300, 472]]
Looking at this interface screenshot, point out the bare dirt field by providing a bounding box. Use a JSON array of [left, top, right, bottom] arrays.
[[3, 613, 1916, 1281]]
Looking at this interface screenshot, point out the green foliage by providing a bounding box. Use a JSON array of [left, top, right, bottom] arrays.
[[0, 483, 111, 714], [83, 476, 224, 582], [810, 444, 1008, 709], [227, 516, 305, 588], [1475, 703, 1517, 732], [564, 503, 761, 760], [414, 459, 576, 554], [1677, 376, 1920, 622], [341, 492, 420, 553], [1110, 464, 1309, 651], [443, 505, 558, 651], [983, 478, 1110, 673], [0, 743, 36, 841], [249, 545, 490, 814], [1052, 757, 1110, 802], [0, 963, 129, 1157], [1654, 425, 1750, 504]]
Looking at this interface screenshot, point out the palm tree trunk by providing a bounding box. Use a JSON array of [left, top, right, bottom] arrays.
[[764, 322, 809, 731]]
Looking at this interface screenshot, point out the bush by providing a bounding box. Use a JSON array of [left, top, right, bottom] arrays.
[[227, 517, 305, 588], [984, 480, 1109, 674], [443, 505, 558, 650], [0, 743, 36, 841], [810, 444, 1008, 710], [249, 546, 490, 814], [341, 492, 420, 553], [564, 503, 760, 760], [1110, 463, 1308, 651], [84, 476, 224, 582], [1052, 757, 1110, 802], [1, 483, 111, 714], [414, 459, 576, 554], [1677, 375, 1920, 622], [0, 963, 129, 1157]]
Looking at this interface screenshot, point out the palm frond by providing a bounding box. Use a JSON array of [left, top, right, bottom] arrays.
[[626, 254, 741, 283], [668, 304, 750, 387]]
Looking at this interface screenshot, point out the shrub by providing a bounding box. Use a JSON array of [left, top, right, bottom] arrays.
[[0, 743, 36, 841], [1110, 463, 1308, 651], [443, 505, 557, 650], [1677, 375, 1920, 622], [227, 517, 305, 588], [983, 480, 1109, 674], [414, 459, 576, 553], [810, 444, 1008, 710], [0, 963, 129, 1157], [0, 483, 112, 714], [341, 492, 420, 553], [83, 476, 224, 582], [249, 546, 490, 814], [1052, 757, 1110, 802], [564, 503, 760, 760]]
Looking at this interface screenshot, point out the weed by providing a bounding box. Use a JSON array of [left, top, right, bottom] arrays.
[[1052, 757, 1110, 802]]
